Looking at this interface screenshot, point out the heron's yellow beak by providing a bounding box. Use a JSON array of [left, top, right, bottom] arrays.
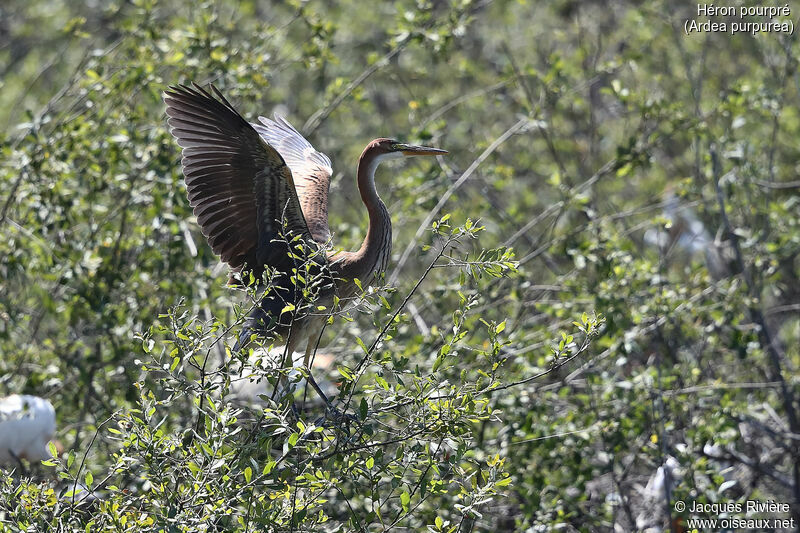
[[393, 143, 448, 157]]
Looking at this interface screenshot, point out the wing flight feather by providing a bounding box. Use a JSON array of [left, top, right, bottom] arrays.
[[164, 84, 312, 273]]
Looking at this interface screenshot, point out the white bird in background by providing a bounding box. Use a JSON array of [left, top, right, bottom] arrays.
[[644, 193, 729, 279], [0, 395, 59, 466], [636, 455, 681, 532]]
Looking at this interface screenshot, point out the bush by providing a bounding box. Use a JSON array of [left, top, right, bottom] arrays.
[[1, 1, 798, 531]]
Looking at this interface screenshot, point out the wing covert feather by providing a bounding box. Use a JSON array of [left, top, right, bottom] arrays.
[[252, 115, 333, 244]]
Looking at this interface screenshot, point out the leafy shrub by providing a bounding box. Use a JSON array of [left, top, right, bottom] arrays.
[[1, 0, 798, 531]]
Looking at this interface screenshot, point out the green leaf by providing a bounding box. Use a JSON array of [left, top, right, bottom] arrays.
[[496, 476, 512, 487], [400, 490, 410, 512], [338, 365, 354, 381], [355, 336, 369, 354]]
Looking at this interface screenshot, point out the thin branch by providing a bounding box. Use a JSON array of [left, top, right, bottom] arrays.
[[753, 179, 800, 189], [302, 35, 411, 135], [419, 79, 510, 129], [389, 117, 529, 285], [343, 243, 449, 413], [710, 147, 800, 515]]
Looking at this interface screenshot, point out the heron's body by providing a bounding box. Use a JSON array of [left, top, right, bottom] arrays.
[[164, 84, 445, 395]]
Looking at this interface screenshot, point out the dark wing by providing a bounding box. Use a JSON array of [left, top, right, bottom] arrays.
[[252, 115, 333, 244], [164, 84, 311, 272]]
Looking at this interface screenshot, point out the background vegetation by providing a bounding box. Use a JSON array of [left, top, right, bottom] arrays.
[[1, 0, 799, 531]]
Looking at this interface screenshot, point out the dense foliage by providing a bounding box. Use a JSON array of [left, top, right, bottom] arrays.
[[1, 0, 799, 531]]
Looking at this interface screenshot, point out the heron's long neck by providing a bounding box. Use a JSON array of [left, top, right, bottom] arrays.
[[350, 151, 392, 282]]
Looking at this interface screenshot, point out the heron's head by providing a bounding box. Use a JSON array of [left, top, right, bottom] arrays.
[[366, 138, 448, 161]]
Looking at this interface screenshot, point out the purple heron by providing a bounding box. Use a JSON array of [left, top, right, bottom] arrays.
[[164, 83, 446, 408]]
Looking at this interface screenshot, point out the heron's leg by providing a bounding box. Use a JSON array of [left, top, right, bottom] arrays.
[[301, 329, 358, 430], [271, 332, 299, 402], [302, 327, 333, 408]]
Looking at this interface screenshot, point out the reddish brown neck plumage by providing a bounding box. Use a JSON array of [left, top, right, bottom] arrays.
[[356, 139, 391, 210], [334, 140, 394, 288]]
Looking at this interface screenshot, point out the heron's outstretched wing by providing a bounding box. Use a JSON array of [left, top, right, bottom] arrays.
[[164, 84, 311, 272], [252, 115, 333, 244]]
